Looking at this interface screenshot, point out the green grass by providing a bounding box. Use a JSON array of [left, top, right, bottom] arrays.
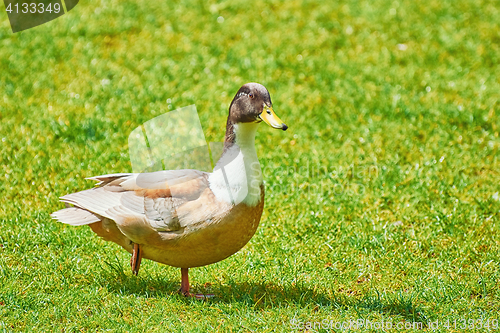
[[1, 0, 500, 331]]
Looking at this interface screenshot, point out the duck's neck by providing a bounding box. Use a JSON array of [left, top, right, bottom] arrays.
[[209, 122, 263, 206]]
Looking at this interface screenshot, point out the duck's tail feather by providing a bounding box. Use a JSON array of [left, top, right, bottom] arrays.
[[51, 207, 101, 226]]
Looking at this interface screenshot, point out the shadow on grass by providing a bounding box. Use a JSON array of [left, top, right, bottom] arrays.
[[95, 256, 427, 324]]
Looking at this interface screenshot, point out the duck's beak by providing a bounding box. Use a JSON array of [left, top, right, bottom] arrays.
[[259, 106, 288, 131]]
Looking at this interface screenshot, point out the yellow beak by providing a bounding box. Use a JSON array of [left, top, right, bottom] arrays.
[[258, 106, 288, 131]]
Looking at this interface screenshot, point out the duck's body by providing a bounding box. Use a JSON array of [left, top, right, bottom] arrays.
[[51, 83, 287, 295], [56, 122, 266, 269], [60, 173, 264, 269]]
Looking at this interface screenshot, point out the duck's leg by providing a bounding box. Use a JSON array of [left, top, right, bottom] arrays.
[[179, 268, 191, 296], [178, 268, 215, 299], [131, 243, 142, 276]]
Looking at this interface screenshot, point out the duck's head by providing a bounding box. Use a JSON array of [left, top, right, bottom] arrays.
[[226, 83, 288, 134]]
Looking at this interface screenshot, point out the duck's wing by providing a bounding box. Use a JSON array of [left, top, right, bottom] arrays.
[[52, 169, 222, 243]]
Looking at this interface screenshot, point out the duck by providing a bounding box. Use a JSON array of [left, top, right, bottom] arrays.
[[51, 83, 288, 296]]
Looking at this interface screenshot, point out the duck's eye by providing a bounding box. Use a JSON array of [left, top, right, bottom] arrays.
[[249, 93, 254, 99]]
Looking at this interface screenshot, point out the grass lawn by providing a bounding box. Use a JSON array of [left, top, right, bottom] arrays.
[[1, 0, 500, 331]]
